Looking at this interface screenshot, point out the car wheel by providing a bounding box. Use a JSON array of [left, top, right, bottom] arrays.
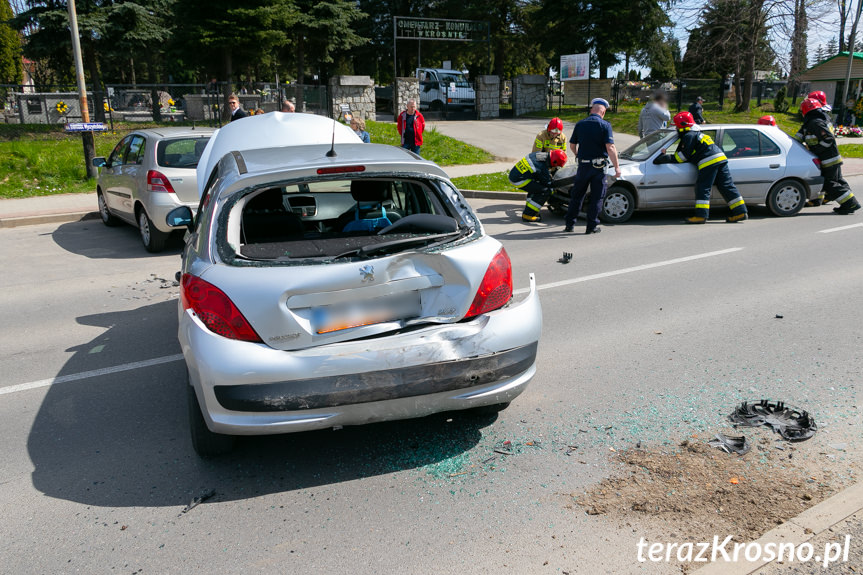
[[767, 179, 806, 217], [430, 100, 444, 112], [97, 190, 119, 227], [187, 382, 235, 457], [137, 207, 170, 252], [599, 186, 636, 223]]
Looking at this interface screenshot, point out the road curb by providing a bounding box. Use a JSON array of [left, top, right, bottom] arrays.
[[460, 190, 525, 201], [692, 480, 863, 574], [0, 211, 99, 229]]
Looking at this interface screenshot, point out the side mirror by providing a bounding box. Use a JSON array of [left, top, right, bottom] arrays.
[[92, 157, 107, 168], [166, 205, 194, 231]]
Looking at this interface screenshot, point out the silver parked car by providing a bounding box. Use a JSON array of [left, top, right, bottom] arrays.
[[166, 113, 541, 456], [552, 124, 824, 223], [93, 127, 214, 252]]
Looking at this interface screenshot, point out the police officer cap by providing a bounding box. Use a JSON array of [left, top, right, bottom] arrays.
[[591, 98, 610, 109]]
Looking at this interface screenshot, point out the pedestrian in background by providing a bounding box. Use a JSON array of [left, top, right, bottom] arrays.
[[351, 117, 371, 143], [689, 96, 706, 124], [281, 99, 295, 113], [227, 94, 248, 122], [638, 92, 671, 137], [397, 98, 425, 155], [563, 98, 621, 234]]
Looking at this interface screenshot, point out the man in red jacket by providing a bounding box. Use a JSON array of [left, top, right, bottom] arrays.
[[397, 98, 425, 156]]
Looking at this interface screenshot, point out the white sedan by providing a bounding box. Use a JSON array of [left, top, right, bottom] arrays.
[[551, 124, 824, 223]]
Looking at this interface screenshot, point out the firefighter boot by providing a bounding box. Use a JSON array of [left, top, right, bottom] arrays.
[[686, 216, 707, 224], [834, 195, 861, 214]]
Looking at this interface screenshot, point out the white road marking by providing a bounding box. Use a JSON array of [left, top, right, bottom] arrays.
[[0, 354, 184, 397], [3, 248, 743, 397], [817, 222, 863, 234], [514, 247, 744, 294]]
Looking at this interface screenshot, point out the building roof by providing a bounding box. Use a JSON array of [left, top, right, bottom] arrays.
[[800, 52, 863, 82]]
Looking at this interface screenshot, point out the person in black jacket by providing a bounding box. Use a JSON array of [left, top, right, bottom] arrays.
[[512, 150, 568, 222], [227, 94, 248, 122], [653, 111, 748, 223], [794, 98, 860, 214], [688, 96, 706, 124]]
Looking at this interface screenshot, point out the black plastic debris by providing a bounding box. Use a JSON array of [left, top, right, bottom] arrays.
[[179, 489, 216, 516], [728, 400, 817, 442], [707, 433, 751, 455], [558, 252, 573, 264], [775, 314, 784, 319]]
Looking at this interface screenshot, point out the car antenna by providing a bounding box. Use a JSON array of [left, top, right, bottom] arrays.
[[326, 117, 338, 157]]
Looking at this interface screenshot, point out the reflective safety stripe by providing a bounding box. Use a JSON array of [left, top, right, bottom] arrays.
[[526, 199, 543, 210], [698, 153, 727, 169], [837, 191, 854, 204], [512, 178, 532, 188], [822, 155, 843, 167], [674, 151, 687, 163], [695, 202, 711, 209], [818, 140, 832, 147], [728, 197, 745, 209], [514, 156, 537, 174], [817, 192, 826, 200], [805, 137, 818, 146], [793, 132, 804, 142]]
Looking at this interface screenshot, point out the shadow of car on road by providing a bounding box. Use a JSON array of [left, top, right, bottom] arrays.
[[51, 219, 184, 260], [28, 300, 493, 508]]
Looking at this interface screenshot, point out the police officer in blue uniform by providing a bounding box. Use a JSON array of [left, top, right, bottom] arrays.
[[564, 98, 621, 234]]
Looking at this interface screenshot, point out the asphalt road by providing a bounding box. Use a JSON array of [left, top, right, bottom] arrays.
[[2, 189, 863, 574]]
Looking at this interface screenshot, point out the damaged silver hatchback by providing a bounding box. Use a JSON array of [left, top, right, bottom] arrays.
[[167, 113, 541, 456]]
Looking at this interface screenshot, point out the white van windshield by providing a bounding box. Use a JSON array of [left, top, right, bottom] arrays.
[[438, 72, 470, 87]]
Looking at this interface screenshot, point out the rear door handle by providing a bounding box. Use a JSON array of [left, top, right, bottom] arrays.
[[769, 164, 780, 169]]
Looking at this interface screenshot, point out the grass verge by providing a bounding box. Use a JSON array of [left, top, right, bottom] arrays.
[[451, 171, 519, 192], [0, 118, 494, 199], [838, 143, 863, 158]]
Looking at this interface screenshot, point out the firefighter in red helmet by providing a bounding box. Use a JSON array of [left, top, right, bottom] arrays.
[[653, 111, 748, 223], [758, 115, 777, 126], [808, 90, 832, 112], [533, 117, 568, 154], [795, 98, 860, 214], [515, 149, 568, 221]]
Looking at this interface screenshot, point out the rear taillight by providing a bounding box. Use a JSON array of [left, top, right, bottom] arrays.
[[812, 158, 821, 168], [465, 248, 513, 319], [181, 274, 262, 342], [147, 170, 176, 193]]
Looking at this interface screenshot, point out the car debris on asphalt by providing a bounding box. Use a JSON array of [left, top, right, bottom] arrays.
[[707, 433, 751, 455], [558, 252, 572, 264], [179, 489, 216, 516], [728, 400, 817, 442]]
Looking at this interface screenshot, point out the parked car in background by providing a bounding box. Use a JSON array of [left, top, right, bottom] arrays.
[[416, 67, 476, 112], [550, 124, 824, 223], [168, 113, 541, 456], [93, 127, 214, 252]]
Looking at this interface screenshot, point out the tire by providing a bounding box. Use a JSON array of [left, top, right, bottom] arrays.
[[767, 179, 806, 217], [599, 186, 636, 224], [137, 207, 170, 253], [97, 189, 120, 227], [430, 100, 444, 112], [187, 383, 236, 457]]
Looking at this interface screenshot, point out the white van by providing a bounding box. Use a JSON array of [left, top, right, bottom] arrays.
[[416, 68, 476, 112]]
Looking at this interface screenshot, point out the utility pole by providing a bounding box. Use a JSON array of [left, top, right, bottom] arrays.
[[67, 0, 97, 179], [841, 0, 863, 123]]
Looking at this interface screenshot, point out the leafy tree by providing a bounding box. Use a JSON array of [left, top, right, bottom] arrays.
[[0, 0, 22, 84], [639, 30, 678, 80]]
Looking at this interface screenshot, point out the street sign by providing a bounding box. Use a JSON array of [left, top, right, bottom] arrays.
[[339, 104, 353, 121], [65, 122, 107, 132]]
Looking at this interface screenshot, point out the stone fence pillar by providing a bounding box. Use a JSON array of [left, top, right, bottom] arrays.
[[328, 75, 375, 121], [475, 76, 500, 120], [513, 75, 547, 116], [392, 77, 419, 118]]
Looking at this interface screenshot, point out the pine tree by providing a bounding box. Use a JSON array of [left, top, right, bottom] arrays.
[[827, 36, 838, 57]]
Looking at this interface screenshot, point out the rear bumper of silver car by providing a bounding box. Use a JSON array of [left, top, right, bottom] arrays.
[[181, 274, 541, 435]]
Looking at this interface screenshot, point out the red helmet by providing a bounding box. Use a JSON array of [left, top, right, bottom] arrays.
[[757, 115, 777, 126], [807, 91, 827, 106], [547, 117, 563, 134], [549, 149, 567, 168], [672, 111, 696, 130], [800, 98, 822, 116]]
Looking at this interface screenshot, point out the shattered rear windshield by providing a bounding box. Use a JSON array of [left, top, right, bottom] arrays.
[[218, 177, 474, 265]]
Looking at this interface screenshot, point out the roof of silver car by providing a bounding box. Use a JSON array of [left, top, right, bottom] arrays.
[[132, 126, 215, 138], [236, 143, 451, 179]]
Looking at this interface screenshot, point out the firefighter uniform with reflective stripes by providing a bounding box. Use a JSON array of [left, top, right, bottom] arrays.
[[512, 152, 554, 219], [794, 110, 860, 212], [532, 129, 567, 154], [654, 129, 748, 221]]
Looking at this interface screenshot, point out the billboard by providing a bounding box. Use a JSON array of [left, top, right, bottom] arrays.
[[561, 53, 589, 81]]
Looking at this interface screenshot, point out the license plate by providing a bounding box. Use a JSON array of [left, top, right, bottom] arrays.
[[313, 291, 421, 334]]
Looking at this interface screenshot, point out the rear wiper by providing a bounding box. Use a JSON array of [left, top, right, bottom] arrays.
[[330, 230, 465, 261]]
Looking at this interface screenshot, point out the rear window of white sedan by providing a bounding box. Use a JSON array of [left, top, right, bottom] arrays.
[[157, 137, 210, 169]]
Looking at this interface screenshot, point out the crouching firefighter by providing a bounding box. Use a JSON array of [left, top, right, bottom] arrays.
[[514, 149, 568, 222], [795, 98, 860, 214], [653, 111, 748, 223]]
